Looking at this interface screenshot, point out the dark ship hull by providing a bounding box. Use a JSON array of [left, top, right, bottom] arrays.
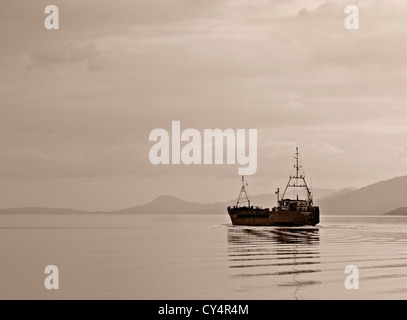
[[227, 206, 319, 226], [227, 148, 320, 227]]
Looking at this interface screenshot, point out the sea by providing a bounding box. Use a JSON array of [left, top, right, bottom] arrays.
[[1, 213, 407, 300]]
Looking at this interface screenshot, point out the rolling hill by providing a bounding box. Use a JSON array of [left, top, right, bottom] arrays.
[[384, 207, 407, 215], [0, 207, 90, 214], [318, 176, 407, 215], [110, 195, 225, 214]]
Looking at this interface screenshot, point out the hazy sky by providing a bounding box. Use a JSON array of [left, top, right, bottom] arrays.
[[1, 0, 407, 210]]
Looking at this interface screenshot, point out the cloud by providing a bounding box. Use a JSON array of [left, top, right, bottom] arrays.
[[27, 42, 108, 72], [284, 101, 307, 109], [1, 0, 407, 208], [309, 141, 344, 155]]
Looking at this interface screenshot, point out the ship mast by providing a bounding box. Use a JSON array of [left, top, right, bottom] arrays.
[[236, 176, 250, 208]]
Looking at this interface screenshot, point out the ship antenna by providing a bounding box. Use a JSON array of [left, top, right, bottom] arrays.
[[236, 175, 250, 208]]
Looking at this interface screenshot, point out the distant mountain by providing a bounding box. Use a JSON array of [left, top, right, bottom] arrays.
[[383, 207, 407, 216], [313, 188, 354, 200], [105, 187, 348, 215], [318, 176, 407, 215], [4, 176, 407, 216], [317, 188, 356, 200], [91, 187, 355, 215], [0, 187, 355, 215], [0, 196, 225, 215], [110, 195, 226, 214]]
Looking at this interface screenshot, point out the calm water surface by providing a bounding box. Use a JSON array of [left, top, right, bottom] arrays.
[[1, 213, 407, 299]]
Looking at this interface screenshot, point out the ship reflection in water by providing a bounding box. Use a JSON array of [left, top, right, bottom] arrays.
[[227, 227, 321, 299]]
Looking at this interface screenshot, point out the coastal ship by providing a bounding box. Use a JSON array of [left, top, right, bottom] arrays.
[[227, 148, 319, 226]]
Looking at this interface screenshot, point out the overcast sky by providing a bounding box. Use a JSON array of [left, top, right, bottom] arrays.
[[1, 0, 407, 210]]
